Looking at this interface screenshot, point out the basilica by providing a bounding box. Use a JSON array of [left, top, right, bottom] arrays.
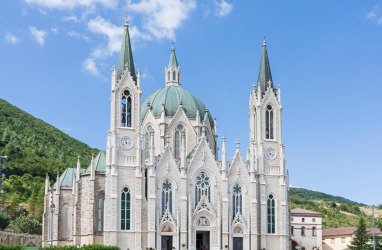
[[42, 21, 290, 250]]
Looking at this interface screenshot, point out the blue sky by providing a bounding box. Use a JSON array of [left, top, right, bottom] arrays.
[[1, 0, 382, 205]]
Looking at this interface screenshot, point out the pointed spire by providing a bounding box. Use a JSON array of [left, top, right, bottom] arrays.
[[165, 45, 180, 86], [257, 37, 273, 93], [221, 136, 227, 175], [45, 173, 50, 195], [76, 155, 81, 181], [168, 45, 179, 68], [90, 153, 95, 180], [117, 20, 136, 82]]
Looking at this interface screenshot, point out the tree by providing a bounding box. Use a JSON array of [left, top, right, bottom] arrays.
[[0, 212, 11, 230], [348, 216, 371, 249], [8, 215, 42, 234]]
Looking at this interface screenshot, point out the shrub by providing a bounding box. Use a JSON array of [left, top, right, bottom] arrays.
[[0, 212, 12, 230], [8, 215, 42, 234], [0, 245, 23, 250]]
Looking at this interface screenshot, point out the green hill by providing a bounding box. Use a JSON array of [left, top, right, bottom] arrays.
[[290, 187, 380, 228], [0, 98, 98, 223]]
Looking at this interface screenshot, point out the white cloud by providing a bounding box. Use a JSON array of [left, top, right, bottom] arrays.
[[366, 5, 382, 25], [67, 31, 89, 40], [24, 0, 117, 10], [50, 26, 59, 34], [214, 0, 233, 17], [87, 16, 124, 55], [63, 15, 81, 22], [29, 26, 47, 46], [127, 0, 196, 40], [83, 57, 100, 75], [5, 33, 19, 44]]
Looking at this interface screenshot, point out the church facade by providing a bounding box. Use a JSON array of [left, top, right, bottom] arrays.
[[42, 21, 290, 250]]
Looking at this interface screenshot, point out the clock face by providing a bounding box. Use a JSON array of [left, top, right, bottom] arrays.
[[120, 136, 133, 149], [265, 147, 277, 160]]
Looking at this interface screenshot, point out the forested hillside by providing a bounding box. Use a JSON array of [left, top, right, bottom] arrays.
[[0, 98, 98, 232], [290, 187, 381, 228], [0, 98, 380, 234]]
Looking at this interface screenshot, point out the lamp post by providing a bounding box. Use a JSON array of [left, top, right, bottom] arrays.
[[49, 187, 55, 246]]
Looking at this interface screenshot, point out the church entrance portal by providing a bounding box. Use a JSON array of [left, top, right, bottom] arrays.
[[233, 237, 243, 250], [161, 236, 173, 250], [196, 231, 210, 250]]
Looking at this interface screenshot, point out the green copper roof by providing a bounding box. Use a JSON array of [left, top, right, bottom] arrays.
[[55, 168, 76, 188], [141, 85, 213, 125], [257, 39, 273, 92], [85, 151, 106, 172], [168, 47, 179, 68], [117, 21, 136, 82]]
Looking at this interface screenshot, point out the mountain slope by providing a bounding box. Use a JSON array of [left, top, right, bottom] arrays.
[[0, 98, 98, 176], [290, 187, 380, 228], [0, 98, 98, 222]]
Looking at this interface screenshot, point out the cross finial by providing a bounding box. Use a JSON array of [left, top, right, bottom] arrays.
[[124, 19, 129, 27], [171, 41, 175, 50], [262, 37, 266, 46]]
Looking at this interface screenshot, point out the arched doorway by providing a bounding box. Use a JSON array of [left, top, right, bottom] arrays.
[[291, 239, 301, 250], [160, 223, 174, 250]]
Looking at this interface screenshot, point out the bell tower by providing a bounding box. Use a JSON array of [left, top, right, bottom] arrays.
[[249, 39, 290, 248], [107, 20, 142, 167], [104, 21, 143, 248]]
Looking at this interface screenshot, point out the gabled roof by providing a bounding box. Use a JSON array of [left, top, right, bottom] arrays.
[[323, 227, 382, 237], [85, 150, 106, 172], [117, 21, 136, 82], [54, 168, 79, 188], [291, 208, 322, 217]]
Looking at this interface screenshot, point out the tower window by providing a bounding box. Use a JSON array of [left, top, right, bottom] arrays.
[[167, 71, 170, 81], [121, 90, 132, 127], [291, 226, 294, 235], [312, 226, 317, 236], [173, 71, 176, 81], [174, 124, 185, 159], [267, 194, 275, 234], [97, 192, 105, 234], [195, 172, 211, 207], [232, 183, 243, 219], [301, 226, 305, 236], [265, 105, 274, 139], [121, 187, 131, 230], [144, 125, 153, 161], [161, 180, 173, 216]]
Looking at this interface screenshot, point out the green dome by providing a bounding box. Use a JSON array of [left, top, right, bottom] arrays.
[[141, 85, 213, 124]]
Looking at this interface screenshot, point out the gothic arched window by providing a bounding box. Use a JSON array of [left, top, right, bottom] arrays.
[[144, 125, 153, 161], [161, 180, 173, 216], [232, 183, 242, 218], [291, 226, 294, 235], [97, 192, 105, 234], [267, 194, 275, 234], [195, 172, 211, 207], [173, 71, 176, 81], [121, 187, 131, 230], [301, 226, 306, 236], [265, 104, 274, 139], [174, 124, 185, 159], [60, 204, 71, 239], [121, 90, 132, 127]]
